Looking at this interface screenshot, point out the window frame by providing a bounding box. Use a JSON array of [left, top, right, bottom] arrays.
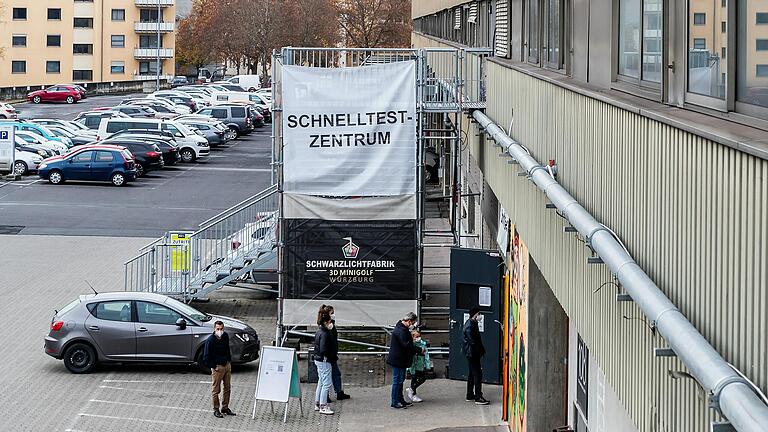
[[136, 301, 183, 326], [111, 9, 126, 21], [11, 61, 26, 74], [12, 34, 27, 47], [12, 8, 27, 20], [87, 300, 133, 322], [46, 61, 61, 74], [111, 35, 126, 48], [522, 0, 569, 72], [614, 0, 665, 93], [47, 35, 62, 48], [47, 8, 62, 21]]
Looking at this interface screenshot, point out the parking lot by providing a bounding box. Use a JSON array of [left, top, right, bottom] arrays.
[[1, 95, 272, 236]]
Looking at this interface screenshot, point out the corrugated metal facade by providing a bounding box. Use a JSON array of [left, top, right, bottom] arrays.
[[412, 32, 768, 431]]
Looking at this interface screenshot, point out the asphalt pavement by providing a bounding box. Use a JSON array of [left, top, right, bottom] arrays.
[[1, 95, 273, 237]]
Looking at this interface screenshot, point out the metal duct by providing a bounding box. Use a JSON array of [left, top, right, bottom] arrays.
[[471, 109, 768, 432]]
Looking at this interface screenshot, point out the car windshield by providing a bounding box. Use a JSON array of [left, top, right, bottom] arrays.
[[19, 131, 46, 142], [52, 128, 75, 138], [165, 297, 210, 321], [57, 299, 80, 318], [173, 122, 194, 135]]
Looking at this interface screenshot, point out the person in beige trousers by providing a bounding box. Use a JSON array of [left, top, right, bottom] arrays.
[[203, 320, 236, 418]]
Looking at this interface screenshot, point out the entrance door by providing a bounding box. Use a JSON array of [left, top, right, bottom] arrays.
[[448, 247, 503, 383]]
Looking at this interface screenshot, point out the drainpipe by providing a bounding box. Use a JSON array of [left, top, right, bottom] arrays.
[[471, 109, 768, 432]]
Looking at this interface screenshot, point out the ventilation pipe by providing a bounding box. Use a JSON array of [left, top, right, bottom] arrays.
[[472, 109, 768, 432]]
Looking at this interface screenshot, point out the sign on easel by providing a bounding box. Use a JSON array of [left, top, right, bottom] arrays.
[[252, 346, 303, 423]]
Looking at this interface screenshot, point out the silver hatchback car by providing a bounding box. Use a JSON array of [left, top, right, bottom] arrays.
[[45, 292, 260, 373]]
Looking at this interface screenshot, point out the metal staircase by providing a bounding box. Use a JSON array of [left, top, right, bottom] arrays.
[[124, 184, 279, 301]]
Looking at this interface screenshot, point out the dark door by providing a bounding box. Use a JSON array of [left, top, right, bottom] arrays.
[[92, 150, 116, 180], [84, 300, 136, 360], [135, 301, 192, 361], [448, 247, 503, 383], [67, 150, 94, 180]]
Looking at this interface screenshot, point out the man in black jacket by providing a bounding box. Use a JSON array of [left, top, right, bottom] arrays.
[[203, 320, 236, 418], [463, 306, 489, 405], [386, 312, 422, 409]]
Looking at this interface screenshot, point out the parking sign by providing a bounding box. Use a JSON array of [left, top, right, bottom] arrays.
[[0, 126, 14, 175]]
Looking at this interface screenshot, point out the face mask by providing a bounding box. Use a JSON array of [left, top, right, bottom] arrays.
[[326, 323, 334, 330], [330, 314, 336, 320], [215, 330, 223, 338]]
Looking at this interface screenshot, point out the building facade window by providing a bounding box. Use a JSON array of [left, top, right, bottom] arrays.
[[757, 12, 768, 25], [48, 8, 61, 20], [12, 35, 26, 47], [523, 0, 566, 70], [73, 44, 94, 55], [140, 9, 161, 22], [139, 61, 162, 75], [139, 35, 163, 48], [694, 38, 706, 49], [73, 70, 93, 81], [111, 35, 125, 48], [46, 61, 61, 74], [736, 3, 768, 112], [12, 8, 26, 20], [47, 35, 61, 47], [110, 62, 125, 74], [687, 0, 727, 101], [111, 9, 126, 21], [73, 18, 94, 28], [757, 39, 768, 51], [618, 0, 662, 85], [693, 13, 706, 25], [757, 65, 768, 77], [12, 61, 26, 74]]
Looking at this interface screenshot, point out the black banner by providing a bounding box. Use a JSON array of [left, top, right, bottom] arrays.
[[283, 219, 417, 300]]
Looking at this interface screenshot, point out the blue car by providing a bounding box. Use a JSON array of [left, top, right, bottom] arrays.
[[6, 121, 74, 148], [38, 145, 138, 186]]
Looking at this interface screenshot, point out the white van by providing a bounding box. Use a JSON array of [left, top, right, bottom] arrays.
[[210, 91, 270, 108], [227, 75, 261, 92], [96, 118, 209, 162]]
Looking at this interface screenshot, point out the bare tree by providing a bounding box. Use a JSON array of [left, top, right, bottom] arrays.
[[336, 0, 411, 48]]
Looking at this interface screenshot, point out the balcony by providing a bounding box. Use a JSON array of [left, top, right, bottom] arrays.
[[133, 73, 173, 81], [135, 0, 174, 7], [134, 48, 174, 59], [134, 21, 175, 33]]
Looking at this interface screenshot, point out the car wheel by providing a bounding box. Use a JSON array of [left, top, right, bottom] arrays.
[[66, 96, 75, 104], [63, 343, 97, 374], [13, 161, 28, 176], [228, 126, 240, 138], [248, 87, 257, 92], [48, 169, 64, 184], [180, 148, 195, 163], [32, 96, 42, 104], [135, 163, 145, 177], [111, 172, 126, 186]]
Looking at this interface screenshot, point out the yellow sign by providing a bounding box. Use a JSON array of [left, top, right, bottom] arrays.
[[169, 232, 192, 272]]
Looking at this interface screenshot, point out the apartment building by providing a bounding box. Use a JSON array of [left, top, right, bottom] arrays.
[[1, 0, 176, 87], [413, 1, 768, 431]]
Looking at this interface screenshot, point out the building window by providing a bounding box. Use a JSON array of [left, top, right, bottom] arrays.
[[73, 18, 94, 28], [526, 0, 541, 63], [722, 46, 726, 59], [73, 44, 94, 55], [618, 0, 662, 84], [111, 62, 125, 74], [111, 35, 125, 48], [757, 65, 768, 77], [757, 13, 768, 25], [46, 61, 61, 74], [693, 13, 706, 25], [758, 39, 768, 51], [73, 70, 93, 81], [139, 35, 163, 48], [721, 21, 726, 33], [111, 9, 125, 21], [139, 61, 162, 75], [693, 38, 706, 49], [12, 35, 26, 47], [523, 0, 566, 70], [12, 8, 26, 20], [140, 9, 162, 22], [47, 35, 61, 47], [48, 8, 62, 20], [686, 0, 726, 100], [12, 61, 26, 74], [545, 0, 564, 68]]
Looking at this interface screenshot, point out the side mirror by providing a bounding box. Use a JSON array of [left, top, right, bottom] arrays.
[[176, 318, 187, 329]]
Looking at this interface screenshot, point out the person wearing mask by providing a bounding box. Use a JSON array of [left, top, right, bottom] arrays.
[[386, 312, 422, 409], [321, 304, 351, 401], [463, 306, 489, 405], [203, 320, 236, 418], [313, 311, 338, 415], [406, 329, 431, 403]]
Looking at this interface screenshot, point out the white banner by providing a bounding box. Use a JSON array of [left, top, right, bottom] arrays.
[[282, 62, 417, 196]]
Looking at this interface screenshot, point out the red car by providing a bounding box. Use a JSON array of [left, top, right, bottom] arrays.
[[27, 85, 82, 104]]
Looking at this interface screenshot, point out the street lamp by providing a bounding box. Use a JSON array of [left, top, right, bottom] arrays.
[[155, 0, 161, 91]]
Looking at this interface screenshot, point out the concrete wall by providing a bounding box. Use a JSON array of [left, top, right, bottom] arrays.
[[412, 0, 472, 19]]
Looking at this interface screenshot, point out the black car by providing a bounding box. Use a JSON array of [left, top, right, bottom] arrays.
[[106, 140, 164, 177], [106, 133, 180, 166], [171, 76, 189, 88]]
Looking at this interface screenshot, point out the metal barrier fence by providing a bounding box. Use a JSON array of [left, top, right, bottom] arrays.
[[462, 48, 493, 108], [124, 241, 191, 294]]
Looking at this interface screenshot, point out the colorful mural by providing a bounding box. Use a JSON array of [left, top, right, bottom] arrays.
[[506, 228, 529, 432]]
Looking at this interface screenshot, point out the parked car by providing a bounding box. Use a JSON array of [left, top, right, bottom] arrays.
[[15, 136, 55, 158], [7, 121, 73, 147], [44, 292, 260, 373], [12, 148, 43, 175], [37, 144, 137, 186], [177, 119, 229, 146], [150, 91, 198, 111], [103, 132, 180, 166], [218, 102, 264, 128], [46, 126, 93, 147], [27, 85, 82, 104], [0, 102, 19, 119], [195, 105, 254, 137], [226, 75, 262, 92], [170, 76, 189, 88], [58, 83, 87, 99], [15, 130, 68, 155], [106, 139, 164, 176], [122, 98, 190, 115], [95, 105, 157, 118], [96, 118, 209, 163], [74, 111, 131, 130]]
